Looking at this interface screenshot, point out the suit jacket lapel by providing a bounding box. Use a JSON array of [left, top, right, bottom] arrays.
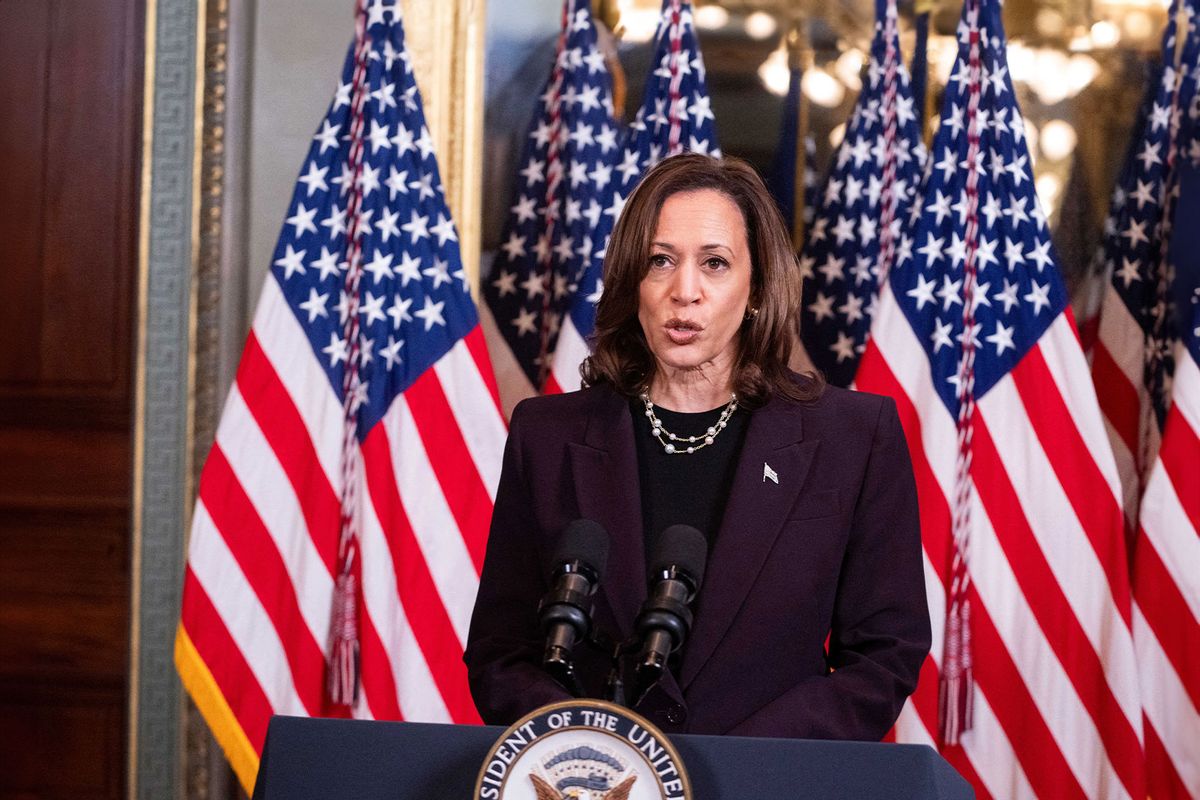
[[680, 394, 817, 689], [568, 388, 646, 642]]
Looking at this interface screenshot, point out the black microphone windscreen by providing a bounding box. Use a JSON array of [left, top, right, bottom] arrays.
[[651, 524, 708, 585], [551, 519, 610, 577]]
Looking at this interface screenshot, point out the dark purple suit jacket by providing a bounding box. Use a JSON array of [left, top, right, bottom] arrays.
[[463, 381, 930, 740]]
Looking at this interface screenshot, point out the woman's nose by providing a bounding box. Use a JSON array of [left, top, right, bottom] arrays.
[[669, 262, 701, 305]]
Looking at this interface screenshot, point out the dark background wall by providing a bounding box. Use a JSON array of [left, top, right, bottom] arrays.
[[0, 1, 143, 797]]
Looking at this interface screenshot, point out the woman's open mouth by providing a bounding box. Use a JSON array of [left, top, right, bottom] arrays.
[[665, 319, 702, 345]]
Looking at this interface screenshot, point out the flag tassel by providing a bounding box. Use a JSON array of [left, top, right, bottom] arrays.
[[328, 570, 361, 706], [939, 599, 974, 745]]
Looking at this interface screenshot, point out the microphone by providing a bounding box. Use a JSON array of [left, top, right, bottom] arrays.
[[634, 524, 708, 699], [539, 519, 610, 692]]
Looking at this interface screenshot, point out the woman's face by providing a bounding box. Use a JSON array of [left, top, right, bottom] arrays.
[[637, 188, 753, 380]]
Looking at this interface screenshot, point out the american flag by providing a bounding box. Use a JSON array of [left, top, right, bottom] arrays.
[[799, 0, 926, 387], [1097, 4, 1200, 792], [854, 0, 1146, 796], [539, 0, 721, 393], [481, 0, 621, 411], [550, 0, 721, 396], [1134, 286, 1200, 799], [617, 0, 720, 192], [175, 0, 507, 791], [1093, 0, 1200, 524]]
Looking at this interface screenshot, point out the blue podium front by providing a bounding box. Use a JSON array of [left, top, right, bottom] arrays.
[[251, 715, 973, 799]]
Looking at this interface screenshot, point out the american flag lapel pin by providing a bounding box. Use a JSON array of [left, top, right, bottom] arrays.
[[763, 462, 779, 484]]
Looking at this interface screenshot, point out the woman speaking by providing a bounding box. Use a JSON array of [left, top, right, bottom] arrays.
[[464, 153, 930, 741]]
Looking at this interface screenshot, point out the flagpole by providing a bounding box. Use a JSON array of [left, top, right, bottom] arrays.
[[788, 13, 813, 251]]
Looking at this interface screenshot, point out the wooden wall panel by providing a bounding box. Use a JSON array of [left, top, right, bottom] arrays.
[[0, 0, 143, 797]]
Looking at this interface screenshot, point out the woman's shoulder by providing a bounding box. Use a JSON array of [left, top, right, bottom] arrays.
[[786, 374, 897, 434], [510, 383, 623, 431]]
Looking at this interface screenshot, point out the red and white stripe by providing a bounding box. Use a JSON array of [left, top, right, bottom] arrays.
[[1133, 341, 1200, 798], [546, 311, 590, 394], [180, 276, 507, 751], [858, 283, 1146, 799], [1093, 285, 1164, 527]]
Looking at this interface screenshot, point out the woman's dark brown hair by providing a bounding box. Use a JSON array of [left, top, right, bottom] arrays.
[[581, 152, 823, 407]]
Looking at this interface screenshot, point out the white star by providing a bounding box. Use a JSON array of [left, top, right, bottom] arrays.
[[356, 163, 381, 198], [819, 254, 846, 282], [1025, 281, 1052, 315], [367, 119, 391, 153], [844, 175, 865, 207], [956, 321, 981, 349], [321, 206, 348, 240], [512, 307, 538, 336], [333, 291, 351, 324], [918, 233, 946, 266], [332, 83, 352, 111], [839, 293, 865, 324], [830, 332, 857, 363], [596, 124, 618, 153], [808, 292, 836, 323], [935, 148, 958, 182], [380, 336, 404, 370], [832, 215, 856, 245], [1121, 218, 1149, 249], [274, 244, 307, 279], [947, 233, 968, 267], [298, 162, 329, 196], [1028, 240, 1054, 272], [385, 166, 409, 200], [1116, 257, 1141, 288], [520, 157, 545, 185], [313, 120, 341, 153], [975, 235, 999, 269], [391, 123, 416, 154], [907, 274, 938, 311], [286, 203, 318, 237], [859, 215, 877, 245], [511, 195, 537, 224], [1136, 141, 1162, 171], [322, 332, 349, 366], [430, 213, 458, 246], [312, 248, 345, 283], [605, 192, 627, 223], [1003, 237, 1025, 271], [994, 279, 1020, 312], [937, 275, 963, 311], [375, 209, 401, 243], [298, 288, 329, 322], [926, 190, 952, 225], [370, 79, 396, 110], [1128, 179, 1156, 210], [387, 294, 412, 328], [414, 296, 446, 330], [986, 321, 1016, 355], [363, 249, 394, 283], [408, 172, 437, 201], [396, 251, 422, 286], [930, 318, 954, 352], [360, 291, 387, 325], [402, 210, 430, 242], [415, 126, 435, 160], [500, 233, 526, 261], [423, 257, 452, 289]]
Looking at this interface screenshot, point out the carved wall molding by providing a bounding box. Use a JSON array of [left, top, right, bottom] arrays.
[[131, 0, 203, 796]]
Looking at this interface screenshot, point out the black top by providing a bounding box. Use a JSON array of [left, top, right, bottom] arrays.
[[629, 396, 750, 559]]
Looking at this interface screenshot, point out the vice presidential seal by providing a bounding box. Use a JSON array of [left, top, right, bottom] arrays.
[[474, 700, 691, 800]]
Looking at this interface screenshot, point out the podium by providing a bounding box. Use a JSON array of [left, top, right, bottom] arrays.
[[251, 715, 973, 799]]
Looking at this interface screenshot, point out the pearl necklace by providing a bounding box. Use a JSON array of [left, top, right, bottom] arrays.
[[639, 392, 739, 455]]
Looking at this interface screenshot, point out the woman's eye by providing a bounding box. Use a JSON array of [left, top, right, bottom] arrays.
[[705, 257, 729, 270], [649, 254, 670, 268]]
